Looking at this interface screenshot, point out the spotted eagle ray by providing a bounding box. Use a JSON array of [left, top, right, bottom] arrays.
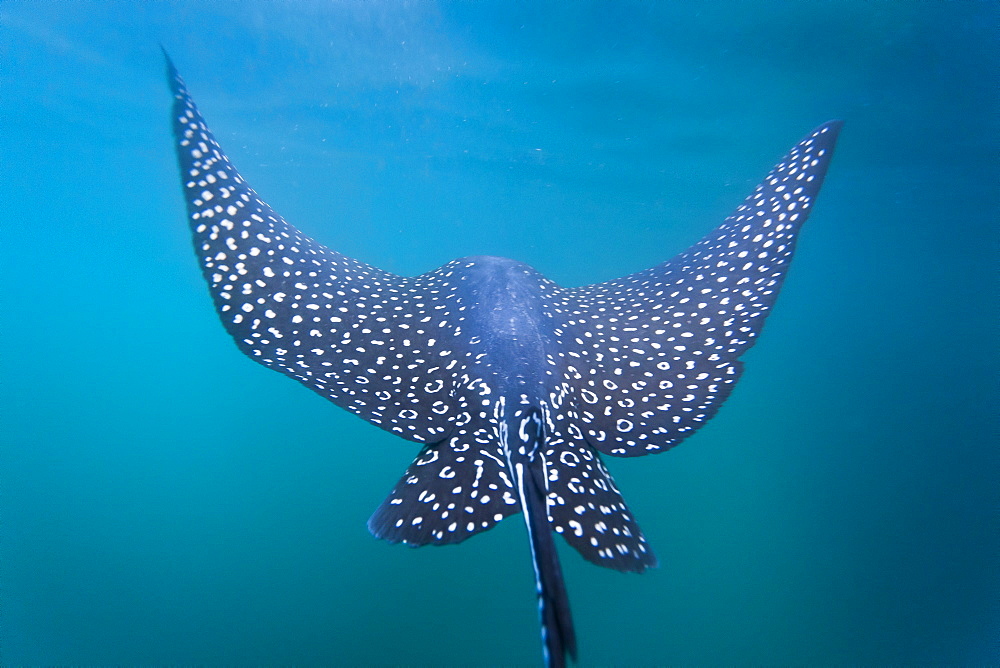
[[164, 52, 839, 667]]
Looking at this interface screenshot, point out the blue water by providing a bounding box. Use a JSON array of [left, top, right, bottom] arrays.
[[2, 2, 996, 665]]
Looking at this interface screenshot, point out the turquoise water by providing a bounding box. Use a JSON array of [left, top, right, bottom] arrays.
[[2, 2, 996, 665]]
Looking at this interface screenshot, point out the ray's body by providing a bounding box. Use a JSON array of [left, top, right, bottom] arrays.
[[165, 54, 840, 667]]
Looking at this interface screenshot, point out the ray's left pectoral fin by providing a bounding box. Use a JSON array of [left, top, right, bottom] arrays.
[[165, 54, 463, 445], [560, 121, 842, 457]]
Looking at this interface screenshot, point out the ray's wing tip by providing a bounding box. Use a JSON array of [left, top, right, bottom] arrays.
[[812, 119, 844, 145], [159, 46, 185, 96], [159, 45, 174, 74]]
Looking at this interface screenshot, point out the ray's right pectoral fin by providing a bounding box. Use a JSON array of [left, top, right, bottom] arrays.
[[562, 121, 842, 458]]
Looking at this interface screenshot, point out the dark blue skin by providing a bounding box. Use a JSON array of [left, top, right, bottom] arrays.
[[458, 256, 555, 390], [451, 256, 576, 665], [165, 49, 840, 668]]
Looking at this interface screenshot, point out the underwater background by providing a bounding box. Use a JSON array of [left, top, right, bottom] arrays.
[[1, 1, 996, 665]]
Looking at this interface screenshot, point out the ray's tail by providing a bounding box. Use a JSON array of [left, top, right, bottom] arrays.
[[509, 407, 577, 668], [525, 458, 577, 668]]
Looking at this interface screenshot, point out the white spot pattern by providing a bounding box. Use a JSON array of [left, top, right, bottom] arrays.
[[551, 125, 839, 456], [167, 60, 840, 576]]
